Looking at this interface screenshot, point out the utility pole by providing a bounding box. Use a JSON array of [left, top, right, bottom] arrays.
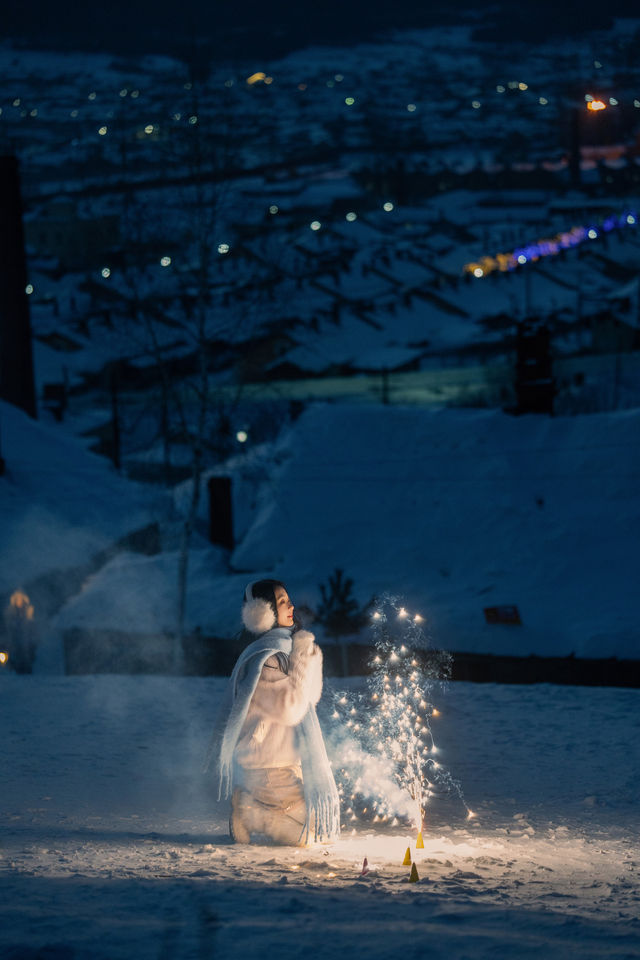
[[0, 156, 36, 418]]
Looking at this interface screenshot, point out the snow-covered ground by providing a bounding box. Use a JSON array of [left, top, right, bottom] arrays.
[[1, 674, 639, 958]]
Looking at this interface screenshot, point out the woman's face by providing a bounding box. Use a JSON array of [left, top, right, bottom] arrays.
[[274, 585, 294, 627]]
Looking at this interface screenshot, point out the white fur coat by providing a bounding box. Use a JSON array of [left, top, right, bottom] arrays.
[[234, 630, 323, 771]]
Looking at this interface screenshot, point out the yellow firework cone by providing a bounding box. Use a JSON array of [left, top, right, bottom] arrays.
[[416, 831, 424, 849], [409, 862, 419, 883], [402, 846, 412, 866]]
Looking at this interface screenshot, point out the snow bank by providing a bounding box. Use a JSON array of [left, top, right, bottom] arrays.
[[230, 404, 640, 659], [0, 399, 161, 596]]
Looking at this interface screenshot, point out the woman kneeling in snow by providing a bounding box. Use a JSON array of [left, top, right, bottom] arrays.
[[208, 580, 340, 846]]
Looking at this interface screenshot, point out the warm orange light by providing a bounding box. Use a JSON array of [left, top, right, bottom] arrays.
[[587, 100, 607, 111], [246, 72, 267, 85], [0, 652, 8, 664], [9, 590, 34, 620]]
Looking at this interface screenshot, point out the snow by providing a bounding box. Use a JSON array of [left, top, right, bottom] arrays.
[[228, 404, 640, 659], [1, 673, 638, 958], [31, 399, 640, 664], [0, 400, 160, 596]]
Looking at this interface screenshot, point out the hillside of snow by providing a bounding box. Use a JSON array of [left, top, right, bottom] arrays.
[[0, 399, 161, 599], [38, 401, 640, 665]]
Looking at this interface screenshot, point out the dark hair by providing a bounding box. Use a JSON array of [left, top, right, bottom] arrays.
[[244, 579, 301, 635]]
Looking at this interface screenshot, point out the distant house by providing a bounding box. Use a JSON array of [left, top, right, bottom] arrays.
[[590, 310, 640, 354], [24, 201, 120, 270]]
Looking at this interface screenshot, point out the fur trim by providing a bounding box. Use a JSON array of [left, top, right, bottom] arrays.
[[242, 597, 276, 635], [292, 629, 315, 648]]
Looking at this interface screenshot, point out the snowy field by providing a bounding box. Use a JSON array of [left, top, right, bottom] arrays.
[[2, 674, 639, 959]]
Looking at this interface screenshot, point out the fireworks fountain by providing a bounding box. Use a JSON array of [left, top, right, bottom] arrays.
[[330, 596, 473, 836]]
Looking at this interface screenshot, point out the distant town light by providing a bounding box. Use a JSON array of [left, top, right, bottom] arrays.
[[508, 81, 518, 89], [635, 100, 640, 108], [269, 205, 279, 214], [98, 126, 108, 135], [517, 254, 527, 265], [30, 109, 37, 117], [335, 74, 344, 82], [609, 97, 618, 106], [472, 100, 481, 109], [88, 91, 97, 100], [236, 430, 248, 443], [496, 84, 505, 93], [173, 113, 181, 121], [594, 60, 602, 68], [587, 100, 606, 111], [247, 72, 266, 85], [585, 94, 594, 101], [627, 214, 636, 225], [539, 97, 548, 105], [144, 124, 154, 134], [297, 83, 307, 91], [473, 267, 483, 278], [101, 267, 111, 278], [12, 98, 20, 106], [346, 211, 357, 222], [518, 82, 528, 90], [71, 109, 78, 117], [224, 79, 235, 87], [131, 90, 140, 98], [25, 283, 34, 295], [588, 228, 598, 239], [327, 80, 335, 88], [383, 201, 394, 212], [160, 256, 171, 267], [184, 82, 192, 90], [218, 243, 230, 254], [264, 76, 273, 85], [119, 88, 128, 97], [0, 652, 8, 665], [188, 115, 198, 124], [345, 97, 355, 105], [310, 221, 322, 231], [407, 103, 417, 112]]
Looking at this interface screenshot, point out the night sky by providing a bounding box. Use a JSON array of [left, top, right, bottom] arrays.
[[5, 0, 640, 60]]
